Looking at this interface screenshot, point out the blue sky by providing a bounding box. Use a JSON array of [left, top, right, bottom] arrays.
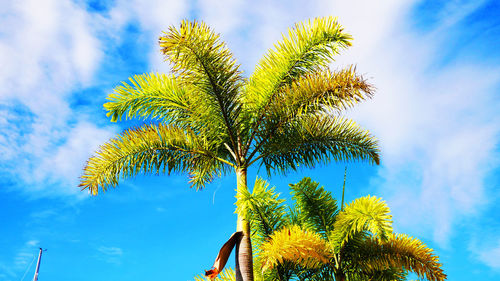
[[0, 0, 499, 280]]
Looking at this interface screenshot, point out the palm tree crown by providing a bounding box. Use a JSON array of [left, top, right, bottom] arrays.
[[80, 17, 380, 281], [236, 177, 446, 281]]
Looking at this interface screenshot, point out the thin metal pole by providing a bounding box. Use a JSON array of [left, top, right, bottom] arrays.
[[32, 248, 43, 281]]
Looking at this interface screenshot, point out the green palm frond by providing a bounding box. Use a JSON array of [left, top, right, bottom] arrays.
[[301, 266, 337, 281], [245, 66, 375, 164], [159, 20, 243, 154], [345, 267, 407, 281], [80, 124, 231, 194], [330, 196, 392, 253], [367, 268, 407, 281], [289, 177, 338, 239], [353, 234, 446, 281], [260, 225, 332, 272], [342, 235, 407, 281], [104, 73, 191, 124], [256, 114, 379, 174], [194, 267, 236, 281], [242, 17, 355, 158], [273, 66, 374, 116], [236, 178, 287, 247], [244, 16, 352, 112]]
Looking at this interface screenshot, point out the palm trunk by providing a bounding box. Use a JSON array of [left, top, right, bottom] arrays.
[[235, 168, 254, 281], [334, 271, 346, 281]]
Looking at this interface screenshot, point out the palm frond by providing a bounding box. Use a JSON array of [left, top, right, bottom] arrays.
[[260, 225, 331, 272], [272, 66, 374, 117], [353, 234, 446, 281], [345, 267, 407, 281], [299, 265, 337, 281], [256, 114, 380, 174], [289, 177, 338, 239], [104, 73, 192, 124], [244, 16, 352, 112], [80, 124, 231, 194], [159, 20, 243, 155], [235, 178, 287, 248], [330, 196, 392, 253]]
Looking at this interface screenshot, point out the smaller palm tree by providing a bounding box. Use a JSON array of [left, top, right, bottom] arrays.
[[231, 177, 447, 281]]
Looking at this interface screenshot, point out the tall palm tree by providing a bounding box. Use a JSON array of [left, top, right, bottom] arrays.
[[80, 17, 379, 281], [235, 177, 446, 281]]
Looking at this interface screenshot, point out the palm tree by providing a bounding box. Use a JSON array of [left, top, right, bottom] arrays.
[[235, 177, 446, 281], [79, 17, 379, 281]]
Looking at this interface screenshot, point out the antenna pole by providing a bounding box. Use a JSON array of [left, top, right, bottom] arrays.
[[32, 248, 43, 281], [341, 167, 347, 211]]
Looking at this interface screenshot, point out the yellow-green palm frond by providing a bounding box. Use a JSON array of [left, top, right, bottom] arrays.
[[256, 114, 379, 174], [330, 196, 392, 252], [289, 177, 338, 239], [274, 66, 374, 116], [104, 73, 192, 124], [159, 20, 243, 152], [194, 267, 236, 281], [80, 124, 231, 194], [235, 178, 287, 247], [244, 16, 352, 113], [353, 234, 446, 281], [260, 225, 332, 272]]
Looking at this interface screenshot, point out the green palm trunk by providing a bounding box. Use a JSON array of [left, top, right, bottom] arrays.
[[80, 17, 381, 281]]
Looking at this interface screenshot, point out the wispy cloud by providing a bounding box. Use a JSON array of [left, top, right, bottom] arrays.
[[104, 0, 188, 73], [25, 240, 39, 247], [0, 0, 188, 199], [0, 239, 40, 280], [477, 240, 500, 270], [0, 263, 16, 280], [0, 0, 114, 198], [97, 246, 123, 265]]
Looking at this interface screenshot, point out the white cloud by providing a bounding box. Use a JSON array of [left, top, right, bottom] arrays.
[[471, 237, 500, 270], [0, 0, 187, 198], [103, 0, 188, 73], [0, 239, 40, 280], [34, 122, 115, 197], [98, 246, 123, 256], [0, 0, 102, 98], [197, 0, 247, 35], [97, 246, 123, 265], [480, 245, 500, 269], [26, 240, 39, 247], [0, 0, 112, 197]]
